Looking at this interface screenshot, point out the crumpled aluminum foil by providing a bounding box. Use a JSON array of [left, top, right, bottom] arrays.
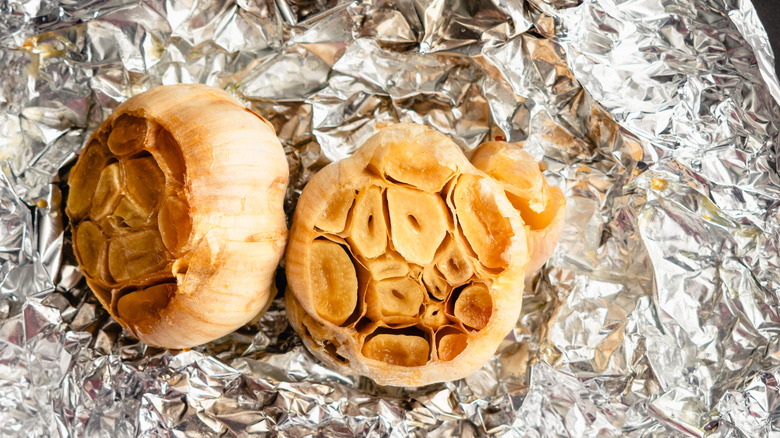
[[1, 0, 779, 435]]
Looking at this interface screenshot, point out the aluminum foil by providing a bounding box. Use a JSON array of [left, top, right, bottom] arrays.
[[1, 0, 779, 435]]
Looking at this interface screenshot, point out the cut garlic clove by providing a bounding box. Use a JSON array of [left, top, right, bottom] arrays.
[[434, 236, 473, 286], [113, 197, 152, 228], [365, 277, 423, 322], [116, 283, 174, 334], [453, 174, 515, 270], [123, 156, 165, 212], [67, 84, 288, 349], [316, 187, 355, 234], [107, 114, 148, 156], [66, 140, 110, 218], [310, 239, 358, 325], [369, 140, 456, 192], [158, 197, 192, 255], [362, 333, 430, 367], [470, 140, 566, 274], [74, 221, 106, 278], [365, 251, 408, 280], [89, 162, 124, 221], [152, 128, 186, 184], [108, 229, 169, 284], [386, 186, 448, 265], [347, 185, 387, 259], [422, 265, 450, 301], [453, 283, 492, 330], [437, 330, 469, 361]]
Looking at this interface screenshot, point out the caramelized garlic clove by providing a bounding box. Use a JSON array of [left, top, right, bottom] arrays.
[[470, 140, 566, 273], [386, 186, 448, 265], [74, 221, 107, 278], [116, 283, 174, 333], [89, 162, 124, 221], [365, 251, 409, 280], [422, 265, 449, 301], [365, 277, 423, 321], [362, 333, 430, 367], [347, 185, 387, 259], [316, 187, 355, 234], [158, 197, 192, 255], [66, 140, 110, 218], [123, 156, 165, 212], [434, 236, 473, 286], [453, 174, 514, 270], [453, 283, 492, 330], [310, 239, 358, 325], [108, 229, 169, 284], [107, 114, 148, 156], [152, 128, 186, 184], [437, 330, 469, 361], [368, 132, 457, 192]]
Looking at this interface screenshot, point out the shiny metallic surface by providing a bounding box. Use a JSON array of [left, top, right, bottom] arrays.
[[1, 0, 779, 435]]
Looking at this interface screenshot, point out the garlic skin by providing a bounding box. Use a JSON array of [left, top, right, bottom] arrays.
[[470, 141, 566, 275], [285, 123, 530, 386], [66, 84, 288, 349]]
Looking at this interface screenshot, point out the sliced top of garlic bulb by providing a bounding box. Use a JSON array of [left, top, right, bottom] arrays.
[[67, 84, 288, 349], [285, 123, 531, 386]]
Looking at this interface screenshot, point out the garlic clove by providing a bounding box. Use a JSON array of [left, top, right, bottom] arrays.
[[107, 114, 149, 156], [362, 333, 430, 367], [365, 277, 424, 322], [453, 283, 492, 330], [470, 140, 566, 274], [452, 174, 515, 270], [309, 239, 359, 326], [386, 186, 448, 265], [346, 185, 387, 259]]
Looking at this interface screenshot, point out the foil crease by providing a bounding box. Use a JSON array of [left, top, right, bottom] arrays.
[[1, 0, 780, 436]]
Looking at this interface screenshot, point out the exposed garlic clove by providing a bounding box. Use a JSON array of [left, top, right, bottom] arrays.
[[315, 187, 355, 234], [66, 140, 111, 219], [310, 239, 358, 325], [66, 84, 288, 349], [470, 140, 566, 274], [347, 185, 387, 259], [107, 114, 148, 156], [386, 186, 448, 265], [434, 236, 473, 286], [437, 331, 469, 361], [107, 229, 169, 284], [453, 283, 492, 330], [89, 163, 123, 221], [365, 251, 409, 280], [73, 221, 106, 278], [285, 123, 529, 386], [362, 334, 430, 367], [365, 277, 424, 322], [452, 174, 515, 270]]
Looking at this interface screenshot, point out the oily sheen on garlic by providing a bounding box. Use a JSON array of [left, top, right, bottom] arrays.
[[285, 123, 533, 387], [66, 84, 288, 349]]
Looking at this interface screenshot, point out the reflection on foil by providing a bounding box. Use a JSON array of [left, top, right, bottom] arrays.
[[1, 0, 780, 435]]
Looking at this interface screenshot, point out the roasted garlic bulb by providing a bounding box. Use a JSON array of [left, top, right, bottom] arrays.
[[285, 123, 533, 386], [66, 84, 288, 349], [470, 141, 566, 274]]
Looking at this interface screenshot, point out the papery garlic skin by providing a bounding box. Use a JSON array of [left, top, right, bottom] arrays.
[[67, 84, 288, 349], [285, 123, 529, 387], [470, 141, 566, 275]]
